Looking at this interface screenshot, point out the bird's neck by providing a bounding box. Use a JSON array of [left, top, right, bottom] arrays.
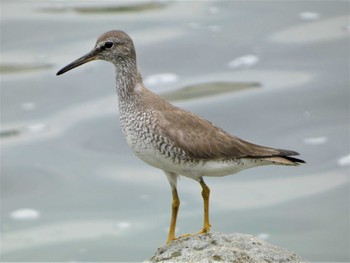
[[114, 58, 140, 102]]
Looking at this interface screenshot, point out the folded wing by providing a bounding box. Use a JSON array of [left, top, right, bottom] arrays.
[[155, 108, 304, 164]]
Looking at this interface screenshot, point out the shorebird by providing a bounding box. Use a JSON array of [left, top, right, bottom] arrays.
[[57, 30, 305, 244]]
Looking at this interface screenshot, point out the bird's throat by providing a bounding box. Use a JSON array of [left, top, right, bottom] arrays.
[[114, 60, 138, 102]]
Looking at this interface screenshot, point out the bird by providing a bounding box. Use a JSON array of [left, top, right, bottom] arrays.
[[57, 30, 305, 244]]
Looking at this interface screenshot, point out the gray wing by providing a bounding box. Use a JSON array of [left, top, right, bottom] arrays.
[[154, 108, 299, 160]]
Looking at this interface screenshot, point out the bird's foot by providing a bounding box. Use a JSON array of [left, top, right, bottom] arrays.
[[197, 226, 211, 234], [178, 226, 211, 239], [166, 235, 177, 245], [166, 225, 212, 244]]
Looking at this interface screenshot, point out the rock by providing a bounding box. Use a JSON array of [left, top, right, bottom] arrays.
[[146, 232, 307, 263]]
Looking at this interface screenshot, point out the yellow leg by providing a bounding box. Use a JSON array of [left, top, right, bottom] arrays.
[[166, 187, 180, 244], [199, 178, 211, 233]]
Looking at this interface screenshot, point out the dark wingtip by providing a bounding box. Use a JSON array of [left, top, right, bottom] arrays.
[[284, 156, 306, 164], [276, 149, 306, 164]]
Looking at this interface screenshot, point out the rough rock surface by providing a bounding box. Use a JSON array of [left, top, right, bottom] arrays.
[[146, 232, 307, 263]]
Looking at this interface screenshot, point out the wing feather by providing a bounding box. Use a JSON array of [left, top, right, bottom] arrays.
[[154, 108, 293, 160]]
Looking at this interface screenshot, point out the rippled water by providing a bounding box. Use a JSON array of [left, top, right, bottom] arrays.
[[1, 1, 349, 262]]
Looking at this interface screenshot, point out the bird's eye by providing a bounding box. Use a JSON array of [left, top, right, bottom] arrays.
[[104, 41, 114, 49]]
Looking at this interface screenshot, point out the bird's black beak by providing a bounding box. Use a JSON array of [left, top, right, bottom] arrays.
[[56, 48, 100, 76]]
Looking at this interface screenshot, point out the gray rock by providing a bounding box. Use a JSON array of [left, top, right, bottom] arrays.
[[146, 232, 307, 263]]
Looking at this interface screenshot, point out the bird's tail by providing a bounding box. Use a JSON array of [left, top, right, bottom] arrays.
[[263, 148, 305, 166], [265, 156, 305, 166]]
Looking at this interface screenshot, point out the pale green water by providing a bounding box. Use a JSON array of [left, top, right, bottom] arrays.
[[1, 1, 349, 262]]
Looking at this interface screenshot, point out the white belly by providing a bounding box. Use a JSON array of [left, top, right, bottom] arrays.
[[131, 143, 268, 180]]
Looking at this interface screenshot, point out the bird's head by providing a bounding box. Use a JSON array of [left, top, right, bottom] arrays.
[[56, 30, 136, 76]]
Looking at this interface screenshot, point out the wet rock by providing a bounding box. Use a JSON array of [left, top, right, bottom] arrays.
[[146, 232, 307, 263]]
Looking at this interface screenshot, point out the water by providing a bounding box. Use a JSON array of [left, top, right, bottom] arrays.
[[1, 1, 349, 262]]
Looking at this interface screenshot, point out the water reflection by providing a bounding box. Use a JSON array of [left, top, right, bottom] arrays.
[[209, 170, 347, 210], [2, 219, 140, 254], [269, 15, 349, 43], [0, 128, 21, 138], [303, 136, 328, 145], [337, 154, 350, 167], [0, 123, 48, 139], [0, 63, 53, 74], [228, 55, 260, 69], [10, 209, 40, 221], [299, 11, 320, 21], [40, 1, 168, 14], [144, 73, 179, 87], [21, 102, 36, 111], [161, 81, 260, 101]]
